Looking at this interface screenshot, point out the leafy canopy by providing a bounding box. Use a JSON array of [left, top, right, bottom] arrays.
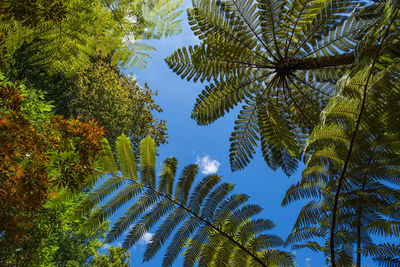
[[0, 0, 183, 72], [0, 74, 104, 242]]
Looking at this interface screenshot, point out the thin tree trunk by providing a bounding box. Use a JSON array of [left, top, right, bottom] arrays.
[[276, 53, 355, 73], [356, 183, 366, 267]]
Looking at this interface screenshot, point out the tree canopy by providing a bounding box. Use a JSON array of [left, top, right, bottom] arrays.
[[166, 0, 400, 266], [2, 0, 400, 266]]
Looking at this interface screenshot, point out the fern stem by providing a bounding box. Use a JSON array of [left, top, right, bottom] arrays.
[[284, 0, 311, 57], [229, 0, 275, 61], [96, 170, 267, 267], [356, 183, 365, 267], [283, 79, 313, 128], [329, 9, 399, 267], [278, 53, 354, 72]]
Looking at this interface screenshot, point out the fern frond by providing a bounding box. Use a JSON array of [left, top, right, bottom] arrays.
[[97, 138, 117, 173], [116, 133, 137, 179], [158, 157, 178, 195], [140, 135, 156, 186], [81, 135, 293, 266], [229, 97, 259, 171]]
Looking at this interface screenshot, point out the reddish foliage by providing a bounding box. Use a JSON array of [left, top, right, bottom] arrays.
[[0, 79, 104, 241]]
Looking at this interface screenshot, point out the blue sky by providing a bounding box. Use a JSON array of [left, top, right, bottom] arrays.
[[100, 3, 377, 267]]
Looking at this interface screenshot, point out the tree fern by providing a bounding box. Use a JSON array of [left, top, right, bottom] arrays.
[[165, 0, 370, 173], [75, 135, 294, 266], [285, 3, 400, 265]]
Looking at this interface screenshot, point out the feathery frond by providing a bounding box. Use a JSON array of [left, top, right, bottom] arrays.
[[166, 0, 370, 173], [76, 135, 294, 266]]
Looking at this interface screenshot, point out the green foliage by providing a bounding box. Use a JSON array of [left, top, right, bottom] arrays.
[[283, 2, 400, 266], [0, 0, 183, 72], [75, 135, 294, 267], [0, 74, 104, 241], [89, 246, 130, 267], [67, 58, 168, 149], [166, 0, 369, 174], [0, 193, 130, 266], [7, 50, 168, 150]]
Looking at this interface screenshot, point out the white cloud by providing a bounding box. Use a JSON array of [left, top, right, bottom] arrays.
[[101, 243, 111, 250], [196, 155, 220, 175], [138, 232, 154, 245]]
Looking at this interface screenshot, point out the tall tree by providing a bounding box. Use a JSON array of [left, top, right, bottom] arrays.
[[165, 0, 400, 265], [67, 56, 168, 148], [286, 2, 400, 266]]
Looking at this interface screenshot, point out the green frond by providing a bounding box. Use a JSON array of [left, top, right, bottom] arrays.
[[197, 233, 224, 266], [174, 164, 199, 204], [201, 183, 235, 221], [71, 173, 125, 219], [281, 181, 324, 206], [367, 220, 400, 238], [183, 225, 212, 266], [214, 193, 250, 226], [116, 133, 137, 179], [192, 73, 265, 125], [292, 241, 324, 253], [139, 0, 183, 39], [261, 248, 295, 267], [158, 157, 178, 195], [285, 226, 326, 246], [189, 36, 264, 81], [257, 96, 299, 175], [365, 243, 400, 267], [165, 46, 204, 82], [291, 201, 326, 230], [141, 207, 188, 257], [229, 97, 259, 171], [97, 138, 117, 173], [292, 0, 361, 55], [236, 219, 276, 245], [162, 216, 201, 266], [257, 98, 298, 157], [83, 182, 143, 232], [308, 17, 369, 58], [229, 204, 263, 226], [140, 135, 156, 187], [83, 135, 293, 266], [188, 174, 221, 214], [106, 189, 160, 242]]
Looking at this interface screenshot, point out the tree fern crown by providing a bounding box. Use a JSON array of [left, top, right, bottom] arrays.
[[165, 0, 370, 174]]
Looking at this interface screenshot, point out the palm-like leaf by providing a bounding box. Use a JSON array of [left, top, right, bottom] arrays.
[[166, 0, 370, 173], [75, 135, 294, 266], [284, 4, 400, 265]]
